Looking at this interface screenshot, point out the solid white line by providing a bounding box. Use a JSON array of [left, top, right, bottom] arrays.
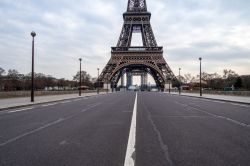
[[124, 92, 137, 166], [8, 107, 34, 113]]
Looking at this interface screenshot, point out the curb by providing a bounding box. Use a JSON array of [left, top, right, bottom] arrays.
[[0, 93, 108, 111], [166, 93, 250, 105]]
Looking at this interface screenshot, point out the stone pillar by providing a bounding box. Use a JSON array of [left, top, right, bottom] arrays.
[[164, 82, 172, 91], [126, 72, 133, 88], [141, 72, 147, 85], [103, 83, 111, 91], [121, 74, 124, 87]]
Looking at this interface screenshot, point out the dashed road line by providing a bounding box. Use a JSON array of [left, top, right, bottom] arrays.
[[8, 107, 34, 113], [231, 103, 249, 108], [124, 92, 137, 166], [60, 101, 71, 104], [42, 103, 57, 107], [212, 100, 226, 104], [81, 103, 101, 112]]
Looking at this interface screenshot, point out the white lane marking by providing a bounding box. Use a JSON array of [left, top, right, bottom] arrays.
[[175, 101, 184, 106], [8, 107, 34, 113], [0, 118, 63, 147], [42, 103, 57, 107], [59, 140, 67, 146], [124, 92, 137, 166], [212, 100, 226, 104], [175, 102, 250, 128], [231, 103, 250, 108], [156, 115, 212, 118], [60, 101, 71, 104], [81, 103, 101, 112], [0, 103, 102, 147]]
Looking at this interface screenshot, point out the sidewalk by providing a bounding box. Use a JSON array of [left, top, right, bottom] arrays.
[[0, 92, 105, 110], [168, 92, 250, 104]]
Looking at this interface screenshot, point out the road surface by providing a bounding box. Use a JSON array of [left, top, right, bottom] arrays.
[[0, 92, 250, 166]]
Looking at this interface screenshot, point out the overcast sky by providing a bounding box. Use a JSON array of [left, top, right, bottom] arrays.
[[0, 0, 250, 80]]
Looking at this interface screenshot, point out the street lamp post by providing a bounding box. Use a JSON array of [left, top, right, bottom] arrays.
[[179, 68, 181, 95], [169, 81, 171, 93], [31, 31, 36, 102], [97, 68, 99, 94], [199, 57, 202, 97], [106, 76, 109, 94], [79, 58, 82, 96]]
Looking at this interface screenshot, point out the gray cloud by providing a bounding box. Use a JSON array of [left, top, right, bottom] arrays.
[[0, 0, 249, 79]]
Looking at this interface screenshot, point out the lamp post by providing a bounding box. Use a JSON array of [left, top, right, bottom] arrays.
[[199, 57, 202, 97], [79, 58, 82, 96], [169, 80, 171, 94], [97, 68, 99, 94], [106, 76, 109, 94], [179, 68, 181, 95], [31, 31, 36, 102]]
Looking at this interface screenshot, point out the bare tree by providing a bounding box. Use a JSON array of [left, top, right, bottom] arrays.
[[0, 67, 5, 76], [73, 71, 93, 87], [223, 69, 238, 79], [0, 67, 5, 90], [184, 74, 195, 83]]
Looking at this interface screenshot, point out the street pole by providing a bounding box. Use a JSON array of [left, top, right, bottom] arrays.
[[97, 68, 99, 94], [179, 68, 181, 95], [79, 58, 82, 96], [199, 57, 202, 97], [31, 31, 36, 102]]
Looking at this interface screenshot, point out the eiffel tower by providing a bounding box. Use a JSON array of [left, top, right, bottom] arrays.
[[98, 0, 175, 91]]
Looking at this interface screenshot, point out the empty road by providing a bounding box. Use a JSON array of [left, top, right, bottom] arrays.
[[0, 92, 250, 166]]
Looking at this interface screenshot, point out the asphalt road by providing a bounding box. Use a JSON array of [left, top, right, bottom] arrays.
[[0, 92, 250, 166]]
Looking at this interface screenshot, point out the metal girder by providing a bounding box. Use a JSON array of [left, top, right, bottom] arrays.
[[127, 0, 147, 12], [98, 0, 176, 90]]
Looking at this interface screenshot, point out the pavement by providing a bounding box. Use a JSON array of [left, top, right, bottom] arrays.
[[169, 91, 250, 104], [0, 92, 250, 166], [0, 92, 106, 110]]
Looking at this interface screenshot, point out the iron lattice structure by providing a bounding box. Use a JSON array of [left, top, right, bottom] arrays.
[[98, 0, 175, 90]]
